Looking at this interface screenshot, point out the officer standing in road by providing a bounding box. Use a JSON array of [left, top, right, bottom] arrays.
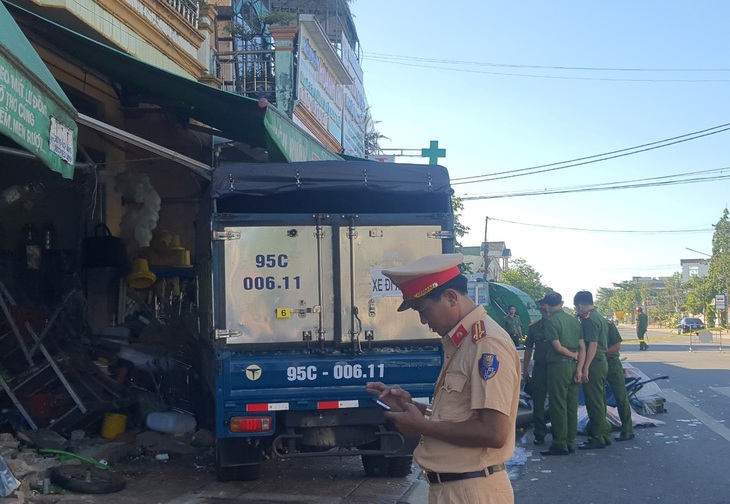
[[503, 305, 523, 347], [540, 292, 582, 456], [366, 253, 520, 504], [573, 291, 612, 450], [636, 307, 649, 351], [523, 300, 550, 446], [606, 320, 635, 441]]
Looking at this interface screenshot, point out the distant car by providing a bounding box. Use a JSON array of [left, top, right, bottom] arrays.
[[677, 317, 705, 334]]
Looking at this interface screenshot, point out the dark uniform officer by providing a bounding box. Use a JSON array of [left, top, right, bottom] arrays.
[[540, 292, 582, 456], [367, 253, 520, 504], [606, 320, 635, 441], [574, 291, 611, 450], [636, 307, 649, 351], [503, 306, 523, 347], [523, 303, 550, 445]]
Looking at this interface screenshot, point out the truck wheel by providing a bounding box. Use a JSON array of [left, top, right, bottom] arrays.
[[362, 454, 389, 477], [215, 463, 261, 482], [50, 465, 126, 494], [387, 456, 413, 477]]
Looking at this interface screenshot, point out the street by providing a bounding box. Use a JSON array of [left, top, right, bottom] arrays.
[[513, 326, 730, 504], [28, 327, 730, 504]]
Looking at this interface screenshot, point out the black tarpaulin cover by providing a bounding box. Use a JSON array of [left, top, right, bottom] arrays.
[[211, 161, 453, 214]]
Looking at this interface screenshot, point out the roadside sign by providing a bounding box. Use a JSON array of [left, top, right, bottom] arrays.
[[715, 294, 726, 311]]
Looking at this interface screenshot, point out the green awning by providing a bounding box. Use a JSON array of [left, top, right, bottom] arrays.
[[0, 1, 77, 178], [8, 2, 341, 163]]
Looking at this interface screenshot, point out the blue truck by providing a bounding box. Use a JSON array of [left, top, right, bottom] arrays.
[[202, 160, 455, 480]]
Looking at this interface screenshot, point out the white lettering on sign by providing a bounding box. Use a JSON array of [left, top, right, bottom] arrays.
[[370, 269, 402, 299]]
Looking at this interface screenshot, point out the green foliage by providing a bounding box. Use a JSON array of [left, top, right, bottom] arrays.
[[363, 108, 388, 155], [685, 275, 712, 316], [262, 11, 299, 25], [595, 209, 730, 328], [498, 258, 549, 302], [451, 197, 472, 274], [606, 288, 638, 315]]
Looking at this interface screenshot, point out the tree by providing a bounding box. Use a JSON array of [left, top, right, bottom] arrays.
[[606, 289, 638, 316], [595, 287, 614, 315], [708, 208, 730, 326], [686, 274, 713, 324], [498, 258, 549, 301], [364, 108, 389, 156]]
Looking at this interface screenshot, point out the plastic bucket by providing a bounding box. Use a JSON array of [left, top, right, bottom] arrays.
[[101, 413, 127, 439]]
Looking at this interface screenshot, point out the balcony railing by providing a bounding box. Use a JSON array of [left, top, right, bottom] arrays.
[[215, 50, 276, 102], [165, 0, 199, 28]]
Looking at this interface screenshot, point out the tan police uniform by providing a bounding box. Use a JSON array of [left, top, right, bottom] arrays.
[[381, 254, 520, 504], [418, 306, 519, 504]]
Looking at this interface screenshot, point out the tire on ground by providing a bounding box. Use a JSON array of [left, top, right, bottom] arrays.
[[51, 465, 126, 494], [362, 454, 389, 477], [387, 456, 413, 477]]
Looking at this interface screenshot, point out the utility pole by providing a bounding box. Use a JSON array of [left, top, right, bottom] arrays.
[[482, 216, 488, 279]]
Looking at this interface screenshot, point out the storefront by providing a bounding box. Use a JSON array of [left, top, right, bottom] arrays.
[[1, 1, 344, 436]]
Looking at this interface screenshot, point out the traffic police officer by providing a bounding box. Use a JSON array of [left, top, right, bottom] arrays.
[[366, 253, 520, 504]]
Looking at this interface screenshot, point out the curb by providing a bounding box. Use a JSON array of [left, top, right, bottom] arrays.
[[397, 477, 428, 503]]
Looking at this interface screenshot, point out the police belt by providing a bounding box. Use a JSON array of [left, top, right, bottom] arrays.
[[425, 464, 506, 484], [550, 356, 578, 364]]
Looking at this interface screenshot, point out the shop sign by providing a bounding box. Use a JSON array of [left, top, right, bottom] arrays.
[[297, 22, 344, 142], [264, 107, 341, 162], [0, 51, 76, 177]]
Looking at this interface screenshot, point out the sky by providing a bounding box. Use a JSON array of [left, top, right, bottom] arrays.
[[349, 0, 729, 302]]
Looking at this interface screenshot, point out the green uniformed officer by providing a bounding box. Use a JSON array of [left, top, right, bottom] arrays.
[[503, 305, 523, 347], [523, 302, 550, 445], [574, 291, 611, 450], [636, 307, 649, 351], [607, 320, 635, 441], [540, 292, 582, 456]]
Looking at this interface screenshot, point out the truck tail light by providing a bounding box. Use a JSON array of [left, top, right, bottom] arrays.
[[229, 416, 273, 433]]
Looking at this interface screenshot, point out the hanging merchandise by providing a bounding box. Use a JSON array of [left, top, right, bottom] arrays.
[[41, 222, 56, 250], [83, 224, 128, 269], [20, 224, 41, 270], [126, 258, 156, 289]]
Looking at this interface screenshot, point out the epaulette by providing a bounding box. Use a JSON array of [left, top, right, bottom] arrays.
[[472, 320, 487, 343]]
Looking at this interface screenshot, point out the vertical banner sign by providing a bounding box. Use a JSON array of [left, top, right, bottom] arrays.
[[297, 22, 344, 143], [339, 32, 366, 158]]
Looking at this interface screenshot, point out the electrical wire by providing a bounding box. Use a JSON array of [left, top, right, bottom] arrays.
[[451, 122, 730, 182], [363, 56, 730, 83], [460, 171, 730, 200], [484, 217, 712, 234], [364, 52, 730, 73]]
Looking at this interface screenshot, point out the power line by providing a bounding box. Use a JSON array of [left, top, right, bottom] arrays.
[[451, 122, 730, 183], [460, 169, 730, 200], [363, 56, 730, 83], [485, 217, 712, 234], [364, 52, 730, 73], [452, 124, 730, 185]]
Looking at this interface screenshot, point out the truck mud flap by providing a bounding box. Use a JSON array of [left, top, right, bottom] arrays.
[[272, 429, 406, 459]]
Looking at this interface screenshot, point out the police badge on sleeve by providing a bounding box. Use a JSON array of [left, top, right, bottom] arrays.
[[479, 353, 499, 380]]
